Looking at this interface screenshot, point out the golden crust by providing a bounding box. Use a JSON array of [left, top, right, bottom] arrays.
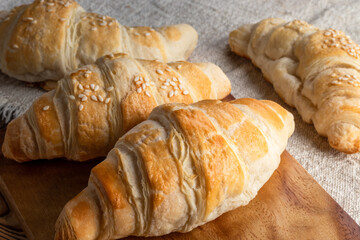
[[2, 55, 231, 162], [0, 0, 198, 84], [55, 98, 294, 239], [229, 18, 360, 153]]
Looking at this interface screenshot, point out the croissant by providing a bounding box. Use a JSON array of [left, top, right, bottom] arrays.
[[229, 18, 360, 153], [0, 0, 198, 86], [54, 98, 294, 240], [2, 53, 231, 162]]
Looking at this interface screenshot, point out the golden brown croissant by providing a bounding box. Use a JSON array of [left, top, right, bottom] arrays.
[[55, 98, 294, 240], [0, 0, 198, 85], [229, 18, 360, 153], [2, 53, 231, 162]]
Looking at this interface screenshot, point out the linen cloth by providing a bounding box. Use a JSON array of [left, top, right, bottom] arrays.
[[0, 0, 359, 226]]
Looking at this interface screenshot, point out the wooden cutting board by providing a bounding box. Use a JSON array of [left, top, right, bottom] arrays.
[[0, 96, 360, 240]]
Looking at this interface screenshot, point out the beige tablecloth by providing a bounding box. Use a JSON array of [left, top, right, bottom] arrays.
[[0, 0, 359, 227]]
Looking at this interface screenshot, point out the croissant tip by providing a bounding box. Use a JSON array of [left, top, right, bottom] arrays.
[[328, 122, 360, 154], [55, 210, 77, 240]]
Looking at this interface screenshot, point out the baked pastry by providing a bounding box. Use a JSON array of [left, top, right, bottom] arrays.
[[229, 18, 360, 153], [0, 0, 198, 86], [55, 98, 294, 240], [2, 53, 231, 162]]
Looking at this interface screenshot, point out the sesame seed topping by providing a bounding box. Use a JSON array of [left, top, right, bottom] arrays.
[[159, 77, 165, 81], [164, 82, 170, 86], [69, 95, 75, 100], [12, 44, 19, 49], [169, 90, 174, 98], [137, 88, 142, 93], [170, 82, 176, 87], [182, 90, 189, 95], [47, 8, 55, 12], [134, 32, 140, 36], [142, 83, 146, 90], [150, 82, 155, 85], [176, 65, 182, 69], [145, 91, 151, 97], [134, 76, 140, 82], [108, 21, 113, 26], [78, 84, 84, 90], [99, 21, 106, 26], [78, 94, 85, 98], [179, 84, 183, 90], [161, 86, 167, 89], [331, 73, 337, 77], [106, 86, 114, 91], [84, 73, 89, 78], [90, 84, 95, 90], [146, 82, 150, 86], [324, 31, 331, 36], [43, 105, 50, 111], [91, 95, 98, 101], [81, 96, 87, 102], [145, 32, 151, 36], [79, 104, 84, 111], [94, 85, 99, 91], [46, 2, 54, 6], [91, 27, 97, 31], [23, 17, 34, 22], [174, 90, 178, 95], [135, 81, 142, 85], [156, 69, 164, 75], [144, 77, 149, 82], [98, 95, 104, 102], [59, 18, 66, 22], [172, 77, 178, 82], [165, 68, 171, 72]]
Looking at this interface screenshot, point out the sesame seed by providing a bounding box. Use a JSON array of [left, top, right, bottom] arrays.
[[91, 27, 97, 31], [161, 86, 167, 89], [98, 95, 104, 102], [145, 32, 151, 36], [331, 73, 336, 78], [144, 77, 149, 82], [79, 104, 84, 111], [46, 2, 55, 6], [47, 8, 55, 12], [84, 73, 89, 78], [134, 32, 140, 36], [145, 91, 151, 97], [174, 90, 178, 95], [108, 21, 113, 26], [64, 2, 71, 7], [345, 74, 350, 78], [78, 94, 85, 98], [150, 82, 155, 85], [86, 70, 92, 74], [179, 84, 183, 90], [90, 84, 95, 90], [99, 21, 106, 26], [172, 77, 178, 82], [165, 68, 171, 72], [78, 84, 84, 90], [146, 82, 150, 86], [23, 17, 34, 22], [91, 95, 98, 101], [183, 90, 189, 95], [137, 88, 142, 93], [12, 44, 19, 49], [176, 65, 182, 69], [324, 31, 331, 36], [106, 86, 114, 91], [43, 105, 50, 111], [142, 83, 146, 90], [135, 81, 142, 85], [85, 85, 90, 89], [159, 77, 165, 81], [170, 81, 176, 87], [156, 69, 164, 75], [59, 18, 66, 22], [134, 76, 140, 82], [164, 82, 170, 86], [169, 90, 174, 98], [105, 98, 111, 104], [94, 85, 99, 91], [69, 95, 75, 100], [81, 96, 87, 102]]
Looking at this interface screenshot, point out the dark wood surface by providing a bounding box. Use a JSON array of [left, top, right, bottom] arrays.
[[0, 95, 359, 240]]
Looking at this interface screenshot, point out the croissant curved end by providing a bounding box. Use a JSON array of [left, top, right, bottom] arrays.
[[328, 122, 360, 154], [2, 116, 31, 162], [55, 188, 101, 240]]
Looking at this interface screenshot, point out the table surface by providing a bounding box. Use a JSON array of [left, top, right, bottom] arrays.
[[0, 0, 359, 228]]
